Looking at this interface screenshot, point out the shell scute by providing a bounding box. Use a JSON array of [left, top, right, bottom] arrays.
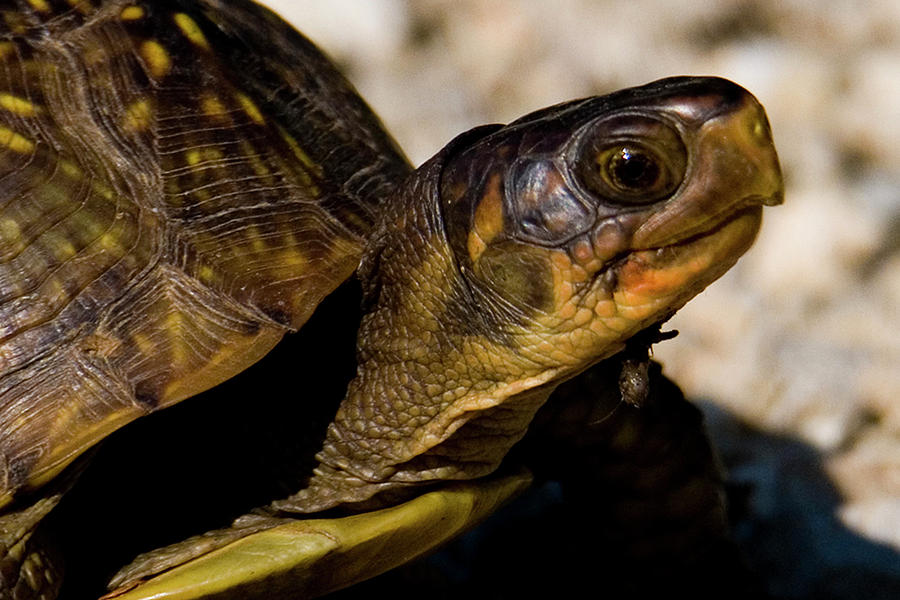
[[0, 0, 409, 501]]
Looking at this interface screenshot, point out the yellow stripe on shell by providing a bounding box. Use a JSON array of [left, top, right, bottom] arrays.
[[200, 94, 228, 119], [0, 93, 38, 117], [276, 126, 321, 195], [173, 13, 209, 50], [26, 0, 51, 12], [185, 147, 223, 167], [0, 218, 21, 242], [48, 233, 78, 261], [60, 159, 82, 179], [277, 126, 322, 174], [123, 98, 152, 132], [165, 311, 189, 368], [0, 125, 35, 153], [235, 92, 264, 125], [2, 12, 28, 34], [120, 5, 144, 20], [197, 265, 217, 283], [65, 0, 92, 13], [140, 40, 172, 79], [130, 332, 154, 355]]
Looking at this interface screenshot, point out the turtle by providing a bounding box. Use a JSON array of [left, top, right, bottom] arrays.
[[0, 0, 784, 598]]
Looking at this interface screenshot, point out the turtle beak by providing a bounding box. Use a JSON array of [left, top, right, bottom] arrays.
[[633, 78, 784, 249]]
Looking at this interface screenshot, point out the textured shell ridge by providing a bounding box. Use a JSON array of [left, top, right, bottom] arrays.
[[0, 0, 410, 502]]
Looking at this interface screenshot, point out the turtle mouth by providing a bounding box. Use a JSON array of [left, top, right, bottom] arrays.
[[579, 200, 765, 296], [565, 202, 765, 337], [634, 189, 781, 252]]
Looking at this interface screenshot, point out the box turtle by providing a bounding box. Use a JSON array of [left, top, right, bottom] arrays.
[[0, 0, 783, 598]]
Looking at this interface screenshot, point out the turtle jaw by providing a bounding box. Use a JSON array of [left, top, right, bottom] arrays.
[[601, 204, 763, 330]]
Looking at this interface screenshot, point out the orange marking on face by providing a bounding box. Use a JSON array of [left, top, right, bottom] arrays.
[[618, 249, 710, 297], [467, 173, 504, 263]]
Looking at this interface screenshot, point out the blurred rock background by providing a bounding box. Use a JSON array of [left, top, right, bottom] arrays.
[[263, 1, 900, 597]]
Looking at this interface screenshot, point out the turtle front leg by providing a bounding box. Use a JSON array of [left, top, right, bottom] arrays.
[[103, 472, 529, 600]]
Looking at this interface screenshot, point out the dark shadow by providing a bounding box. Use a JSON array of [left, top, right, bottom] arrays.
[[701, 402, 900, 600], [335, 401, 900, 599]]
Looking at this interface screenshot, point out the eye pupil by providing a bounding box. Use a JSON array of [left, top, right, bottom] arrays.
[[609, 147, 659, 189]]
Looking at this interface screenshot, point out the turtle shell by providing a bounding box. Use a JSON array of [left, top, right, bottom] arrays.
[[0, 0, 409, 507]]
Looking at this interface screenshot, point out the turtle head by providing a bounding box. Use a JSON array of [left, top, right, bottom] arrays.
[[441, 76, 783, 368], [302, 77, 783, 514]]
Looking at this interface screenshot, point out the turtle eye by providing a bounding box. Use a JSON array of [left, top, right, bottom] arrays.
[[575, 115, 687, 206]]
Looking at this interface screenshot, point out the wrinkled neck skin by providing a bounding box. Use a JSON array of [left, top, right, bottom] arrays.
[[284, 151, 588, 513], [281, 78, 783, 513]]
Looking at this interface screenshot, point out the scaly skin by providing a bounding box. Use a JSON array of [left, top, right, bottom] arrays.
[[106, 77, 782, 599]]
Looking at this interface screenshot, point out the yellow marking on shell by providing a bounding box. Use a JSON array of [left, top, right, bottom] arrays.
[[235, 93, 264, 125], [0, 218, 22, 241], [201, 94, 228, 119], [2, 12, 28, 34], [60, 159, 82, 179], [185, 148, 222, 167], [123, 98, 152, 132], [65, 0, 92, 13], [0, 125, 35, 153], [247, 226, 267, 252], [26, 0, 51, 12], [173, 13, 209, 50], [140, 40, 172, 79], [240, 141, 271, 177], [120, 5, 144, 20], [198, 265, 216, 283], [277, 126, 321, 195], [278, 249, 306, 269], [131, 332, 154, 355], [73, 211, 105, 240], [278, 126, 320, 174], [0, 42, 14, 60], [93, 180, 115, 200], [0, 92, 38, 117], [165, 311, 189, 366], [52, 236, 78, 260], [99, 231, 123, 254]]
